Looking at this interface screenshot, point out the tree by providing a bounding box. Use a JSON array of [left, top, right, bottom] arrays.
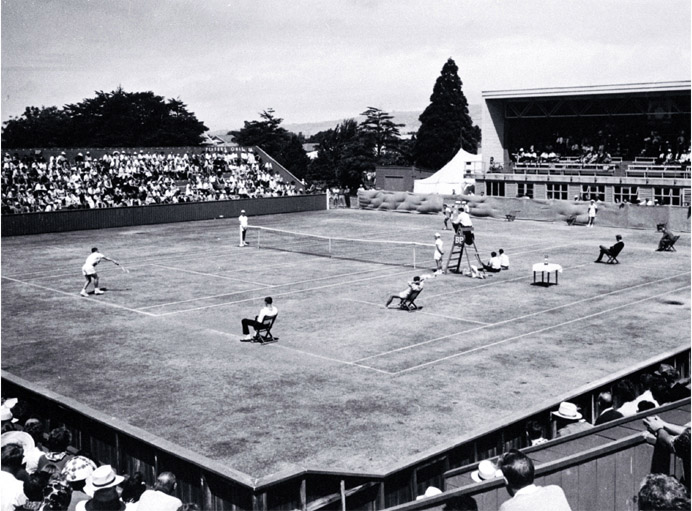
[[232, 109, 309, 179], [413, 58, 481, 170], [359, 107, 404, 161], [307, 119, 375, 193], [1, 87, 208, 148]]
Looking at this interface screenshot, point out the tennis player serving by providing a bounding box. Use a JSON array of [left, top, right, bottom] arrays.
[[80, 247, 121, 297]]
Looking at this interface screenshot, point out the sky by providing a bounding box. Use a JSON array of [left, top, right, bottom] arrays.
[[2, 0, 690, 132]]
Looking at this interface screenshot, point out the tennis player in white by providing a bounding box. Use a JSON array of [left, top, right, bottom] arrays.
[[238, 210, 248, 247], [80, 247, 120, 297]]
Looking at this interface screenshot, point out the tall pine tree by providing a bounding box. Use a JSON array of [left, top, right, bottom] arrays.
[[413, 58, 480, 170]]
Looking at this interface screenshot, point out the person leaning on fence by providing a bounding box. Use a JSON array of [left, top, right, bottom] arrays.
[[497, 449, 572, 511], [386, 276, 424, 308], [240, 297, 278, 341]]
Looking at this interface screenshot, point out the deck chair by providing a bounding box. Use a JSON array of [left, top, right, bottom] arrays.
[[605, 244, 623, 264], [253, 314, 278, 344], [658, 235, 680, 252], [566, 215, 578, 226], [399, 289, 422, 311]]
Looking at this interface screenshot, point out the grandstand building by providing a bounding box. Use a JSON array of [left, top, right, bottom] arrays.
[[477, 81, 691, 206]]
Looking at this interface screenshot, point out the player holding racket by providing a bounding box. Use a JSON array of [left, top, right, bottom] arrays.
[[80, 247, 121, 297]]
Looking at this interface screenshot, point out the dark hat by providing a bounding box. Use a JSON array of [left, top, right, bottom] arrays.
[[85, 487, 126, 511]]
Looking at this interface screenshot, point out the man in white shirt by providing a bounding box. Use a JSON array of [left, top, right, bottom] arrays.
[[499, 249, 510, 270], [482, 252, 502, 273], [240, 297, 278, 341], [80, 247, 120, 297], [498, 450, 572, 511], [238, 210, 249, 246], [136, 472, 182, 511], [434, 233, 444, 273], [1, 444, 28, 511]]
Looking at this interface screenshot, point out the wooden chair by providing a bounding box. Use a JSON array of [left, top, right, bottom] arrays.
[[253, 314, 278, 344], [400, 289, 422, 311]]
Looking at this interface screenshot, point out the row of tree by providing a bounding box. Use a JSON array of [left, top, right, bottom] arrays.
[[2, 58, 480, 194]]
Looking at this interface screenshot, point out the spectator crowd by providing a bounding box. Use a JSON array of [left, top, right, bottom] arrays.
[[1, 149, 303, 215]]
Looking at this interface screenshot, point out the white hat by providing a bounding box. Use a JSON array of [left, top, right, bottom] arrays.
[[0, 408, 12, 421], [415, 486, 442, 500], [552, 401, 582, 421], [435, 233, 441, 238], [84, 465, 125, 496], [1, 431, 35, 453], [240, 210, 246, 213], [471, 459, 501, 482]]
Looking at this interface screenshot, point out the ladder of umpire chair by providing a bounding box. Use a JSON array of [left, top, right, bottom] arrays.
[[445, 227, 481, 274]]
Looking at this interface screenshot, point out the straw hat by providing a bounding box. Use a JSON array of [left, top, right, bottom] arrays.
[[415, 486, 442, 500], [84, 465, 124, 496], [1, 431, 35, 452], [552, 401, 582, 421], [471, 459, 502, 482]]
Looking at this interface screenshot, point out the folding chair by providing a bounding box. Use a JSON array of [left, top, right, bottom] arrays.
[[605, 245, 623, 264], [658, 235, 680, 252], [399, 289, 422, 311], [253, 314, 278, 344], [565, 215, 578, 226]]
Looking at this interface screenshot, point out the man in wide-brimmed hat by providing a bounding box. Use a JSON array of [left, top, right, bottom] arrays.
[[79, 464, 126, 511], [553, 402, 593, 438]]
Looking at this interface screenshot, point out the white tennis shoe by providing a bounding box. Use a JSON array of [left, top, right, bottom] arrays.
[[94, 289, 104, 295], [80, 290, 88, 297]]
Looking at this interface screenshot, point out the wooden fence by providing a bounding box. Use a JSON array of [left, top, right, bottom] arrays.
[[2, 347, 687, 510]]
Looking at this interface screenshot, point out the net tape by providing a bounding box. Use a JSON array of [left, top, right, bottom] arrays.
[[246, 226, 433, 268]]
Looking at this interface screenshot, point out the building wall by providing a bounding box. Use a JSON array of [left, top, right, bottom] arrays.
[[375, 166, 436, 192], [481, 99, 506, 170]]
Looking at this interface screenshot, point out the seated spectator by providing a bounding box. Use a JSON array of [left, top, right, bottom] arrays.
[[654, 364, 691, 402], [594, 391, 616, 425], [620, 374, 663, 416], [385, 276, 424, 309], [80, 465, 126, 511], [497, 449, 572, 511], [594, 234, 624, 263], [498, 248, 509, 270], [20, 419, 46, 474], [608, 379, 639, 418], [636, 474, 690, 510], [657, 228, 680, 251], [61, 455, 98, 511], [553, 402, 593, 438], [525, 420, 548, 446], [481, 252, 502, 273], [41, 479, 74, 511], [37, 426, 75, 472], [120, 471, 147, 508], [1, 444, 28, 510], [471, 459, 501, 482], [442, 495, 478, 511], [136, 471, 182, 511]]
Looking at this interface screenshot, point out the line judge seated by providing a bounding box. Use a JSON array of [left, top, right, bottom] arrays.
[[240, 297, 278, 342], [594, 234, 624, 263]]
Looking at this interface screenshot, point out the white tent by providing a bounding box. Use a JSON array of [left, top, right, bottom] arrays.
[[413, 148, 482, 195]]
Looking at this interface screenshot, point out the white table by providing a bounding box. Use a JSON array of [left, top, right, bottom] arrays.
[[532, 262, 563, 285]]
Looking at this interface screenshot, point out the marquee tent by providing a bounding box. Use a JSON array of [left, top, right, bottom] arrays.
[[413, 148, 482, 195]]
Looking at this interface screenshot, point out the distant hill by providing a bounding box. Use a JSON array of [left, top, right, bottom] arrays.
[[211, 105, 481, 139]]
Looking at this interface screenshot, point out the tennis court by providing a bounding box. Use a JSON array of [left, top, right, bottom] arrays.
[[1, 209, 689, 477]]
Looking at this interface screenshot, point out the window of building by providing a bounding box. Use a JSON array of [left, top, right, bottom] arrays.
[[614, 186, 639, 204], [486, 181, 505, 197], [517, 182, 533, 198], [581, 185, 605, 202], [546, 183, 568, 200], [654, 187, 681, 206]]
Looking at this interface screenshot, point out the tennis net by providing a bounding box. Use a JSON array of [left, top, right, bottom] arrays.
[[245, 226, 432, 268]]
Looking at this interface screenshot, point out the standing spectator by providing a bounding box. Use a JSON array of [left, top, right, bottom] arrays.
[[37, 426, 75, 472], [238, 209, 248, 247], [120, 471, 146, 510], [20, 420, 46, 474], [1, 444, 28, 511], [643, 416, 690, 491], [434, 233, 444, 274], [587, 200, 598, 227], [442, 204, 452, 230], [136, 472, 182, 511], [80, 465, 125, 511], [497, 449, 572, 511]]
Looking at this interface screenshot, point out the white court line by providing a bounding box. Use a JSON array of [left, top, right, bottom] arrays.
[[341, 297, 490, 325], [155, 268, 415, 316], [391, 285, 691, 375], [151, 264, 273, 287], [139, 266, 400, 310], [272, 344, 392, 375], [1, 276, 156, 317], [355, 271, 691, 363]]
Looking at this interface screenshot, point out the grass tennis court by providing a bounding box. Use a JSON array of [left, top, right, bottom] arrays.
[[1, 209, 690, 478]]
